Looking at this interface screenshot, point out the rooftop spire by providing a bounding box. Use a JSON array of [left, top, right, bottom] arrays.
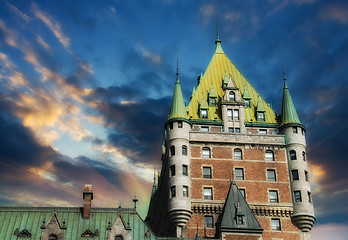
[[215, 17, 223, 53], [280, 70, 302, 127], [167, 61, 188, 123]]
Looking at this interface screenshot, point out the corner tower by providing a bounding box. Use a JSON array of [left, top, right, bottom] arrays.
[[165, 62, 192, 237], [279, 72, 315, 238]]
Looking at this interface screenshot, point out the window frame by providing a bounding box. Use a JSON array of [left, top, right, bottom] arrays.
[[235, 168, 244, 180], [227, 109, 233, 120], [257, 112, 265, 122], [170, 186, 176, 198], [203, 166, 212, 179], [265, 150, 274, 161], [202, 147, 211, 158], [244, 99, 251, 108], [291, 169, 299, 181], [170, 165, 175, 177], [178, 121, 183, 128], [234, 148, 242, 160], [204, 216, 214, 228], [290, 150, 297, 160], [233, 109, 239, 120], [201, 126, 209, 132], [293, 127, 298, 133], [203, 187, 213, 200], [229, 91, 235, 101], [170, 146, 175, 156], [182, 164, 188, 176], [201, 109, 208, 119], [182, 145, 187, 156], [183, 186, 189, 197], [271, 218, 281, 231], [267, 169, 276, 182], [269, 190, 279, 203], [294, 190, 302, 202]]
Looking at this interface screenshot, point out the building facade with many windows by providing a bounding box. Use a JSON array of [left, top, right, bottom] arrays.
[[146, 33, 315, 240]]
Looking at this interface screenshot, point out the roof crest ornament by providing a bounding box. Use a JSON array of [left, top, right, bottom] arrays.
[[176, 58, 179, 83]]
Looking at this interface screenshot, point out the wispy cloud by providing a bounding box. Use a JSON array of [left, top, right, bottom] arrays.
[[6, 2, 30, 22], [137, 45, 162, 65], [0, 20, 18, 47], [319, 4, 348, 24], [200, 4, 215, 23]]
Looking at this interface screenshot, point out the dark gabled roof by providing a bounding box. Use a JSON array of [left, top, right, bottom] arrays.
[[219, 181, 263, 234]]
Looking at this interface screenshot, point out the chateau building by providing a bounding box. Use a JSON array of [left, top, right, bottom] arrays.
[[145, 32, 315, 240]]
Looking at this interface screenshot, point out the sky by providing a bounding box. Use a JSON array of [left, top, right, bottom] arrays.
[[0, 0, 347, 239]]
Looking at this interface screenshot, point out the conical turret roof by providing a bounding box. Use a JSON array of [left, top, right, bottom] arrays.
[[280, 74, 302, 127], [167, 65, 188, 123]]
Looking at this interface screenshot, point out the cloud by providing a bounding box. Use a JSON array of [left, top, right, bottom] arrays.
[[311, 223, 348, 240], [137, 45, 162, 65], [36, 36, 52, 52], [6, 2, 30, 22], [200, 4, 215, 23], [0, 20, 18, 47], [32, 4, 71, 50], [319, 3, 348, 24]]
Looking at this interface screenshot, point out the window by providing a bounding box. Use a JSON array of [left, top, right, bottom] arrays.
[[169, 122, 173, 129], [305, 170, 309, 181], [235, 128, 241, 133], [236, 215, 244, 225], [290, 150, 297, 160], [170, 146, 175, 156], [49, 235, 57, 240], [257, 112, 265, 121], [239, 189, 246, 198], [301, 128, 305, 135], [201, 109, 208, 119], [294, 190, 302, 202], [235, 168, 244, 180], [178, 121, 182, 128], [227, 109, 233, 120], [267, 169, 276, 181], [210, 97, 217, 106], [202, 147, 211, 158], [203, 187, 213, 200], [183, 186, 188, 197], [204, 216, 214, 228], [201, 126, 209, 132], [302, 151, 306, 161], [259, 129, 267, 134], [308, 191, 312, 203], [234, 149, 242, 160], [233, 109, 239, 120], [244, 99, 251, 108], [203, 167, 212, 179], [115, 235, 123, 240], [269, 190, 279, 203], [265, 150, 274, 161], [271, 219, 281, 231], [291, 169, 299, 181], [293, 127, 298, 133], [182, 145, 187, 156], [183, 165, 188, 176], [228, 127, 234, 133], [229, 91, 235, 101], [170, 186, 176, 198], [170, 165, 175, 176]]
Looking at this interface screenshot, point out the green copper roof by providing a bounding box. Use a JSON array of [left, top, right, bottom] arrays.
[[200, 93, 209, 109], [209, 84, 217, 98], [256, 96, 266, 112], [0, 207, 157, 240], [243, 85, 251, 99], [223, 72, 229, 86], [219, 181, 263, 233], [280, 77, 302, 127], [167, 68, 188, 122]]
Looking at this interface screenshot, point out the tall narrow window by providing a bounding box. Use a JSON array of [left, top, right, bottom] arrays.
[[183, 186, 188, 197], [203, 187, 213, 200], [229, 91, 235, 101], [233, 109, 239, 120], [201, 109, 208, 119], [269, 190, 279, 203], [265, 150, 274, 161], [170, 146, 175, 156], [203, 167, 212, 179], [228, 127, 234, 133], [235, 128, 241, 133], [293, 127, 298, 133], [178, 121, 183, 128], [290, 150, 297, 160], [302, 151, 306, 161], [202, 147, 211, 158], [170, 165, 175, 176], [169, 122, 173, 130], [234, 149, 242, 160], [291, 169, 299, 181], [301, 128, 305, 135], [204, 216, 214, 228], [227, 109, 233, 120], [244, 99, 251, 108], [235, 168, 244, 180], [182, 165, 188, 176], [267, 169, 276, 181], [294, 190, 302, 202], [170, 186, 176, 198], [271, 219, 281, 231], [305, 170, 309, 182], [182, 145, 187, 156], [308, 191, 312, 203]]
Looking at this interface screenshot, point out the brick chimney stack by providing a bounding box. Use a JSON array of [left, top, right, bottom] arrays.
[[83, 184, 93, 219]]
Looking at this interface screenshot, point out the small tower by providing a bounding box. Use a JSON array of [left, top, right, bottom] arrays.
[[165, 61, 192, 237], [279, 72, 315, 239]]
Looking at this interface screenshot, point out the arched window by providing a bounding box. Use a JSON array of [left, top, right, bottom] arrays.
[[49, 235, 57, 240], [302, 151, 306, 161], [234, 149, 242, 160], [290, 150, 297, 160], [115, 235, 123, 240], [182, 145, 187, 156], [265, 150, 274, 161], [202, 147, 211, 158], [229, 91, 235, 101], [170, 146, 175, 156]]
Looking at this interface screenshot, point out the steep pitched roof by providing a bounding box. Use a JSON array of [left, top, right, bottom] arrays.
[[167, 68, 188, 123], [280, 76, 302, 127], [187, 37, 277, 124], [219, 181, 263, 234]]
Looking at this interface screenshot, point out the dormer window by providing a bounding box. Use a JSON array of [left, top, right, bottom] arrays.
[[49, 235, 57, 240], [236, 215, 245, 225], [229, 91, 235, 101], [244, 99, 251, 108], [209, 97, 217, 106], [257, 112, 265, 122], [200, 109, 208, 119]]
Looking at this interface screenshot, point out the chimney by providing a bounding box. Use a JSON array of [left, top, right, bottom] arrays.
[[83, 184, 93, 219]]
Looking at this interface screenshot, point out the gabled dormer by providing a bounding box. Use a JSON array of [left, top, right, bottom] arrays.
[[243, 85, 252, 108], [199, 93, 209, 119], [107, 213, 131, 240], [209, 84, 217, 107], [40, 212, 66, 240], [256, 96, 266, 122]]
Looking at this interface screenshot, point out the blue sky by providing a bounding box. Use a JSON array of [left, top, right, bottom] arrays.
[[0, 0, 347, 239]]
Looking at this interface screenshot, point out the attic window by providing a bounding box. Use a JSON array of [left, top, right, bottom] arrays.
[[200, 109, 208, 119], [229, 91, 235, 101], [81, 229, 96, 238], [115, 235, 123, 240], [244, 99, 251, 108], [257, 112, 265, 122], [48, 235, 57, 240], [209, 97, 217, 106], [17, 229, 32, 238], [236, 215, 245, 225]]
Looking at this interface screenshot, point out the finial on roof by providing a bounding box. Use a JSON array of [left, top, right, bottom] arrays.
[[176, 58, 179, 83], [283, 65, 288, 89], [217, 16, 220, 41], [133, 192, 138, 209]]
